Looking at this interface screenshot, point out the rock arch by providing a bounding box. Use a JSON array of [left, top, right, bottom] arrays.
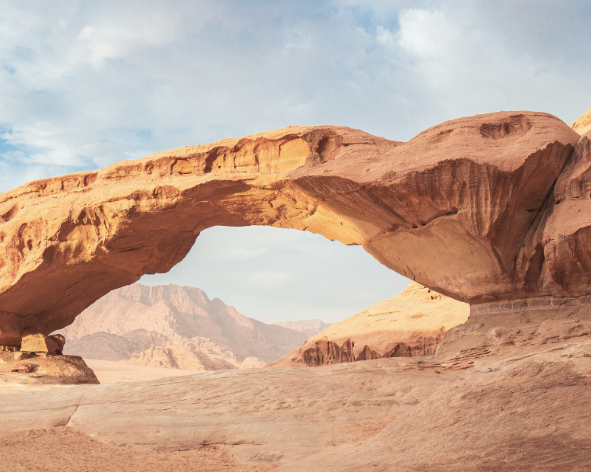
[[0, 111, 583, 346]]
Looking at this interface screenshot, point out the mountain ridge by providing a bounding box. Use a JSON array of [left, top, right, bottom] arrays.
[[59, 283, 312, 367]]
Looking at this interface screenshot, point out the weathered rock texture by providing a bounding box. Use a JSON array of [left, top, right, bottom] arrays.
[[274, 281, 469, 367], [571, 107, 591, 135], [21, 333, 64, 354], [59, 284, 307, 366], [0, 350, 98, 384], [0, 111, 584, 346]]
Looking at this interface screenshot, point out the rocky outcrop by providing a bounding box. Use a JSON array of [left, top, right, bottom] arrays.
[[273, 281, 469, 367], [571, 107, 591, 135], [0, 350, 98, 384], [21, 333, 65, 354], [299, 337, 356, 366], [0, 111, 585, 346], [126, 345, 238, 371]]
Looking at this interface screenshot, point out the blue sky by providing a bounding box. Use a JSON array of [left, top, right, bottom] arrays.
[[1, 1, 590, 323]]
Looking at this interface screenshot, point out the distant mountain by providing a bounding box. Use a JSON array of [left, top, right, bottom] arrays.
[[59, 284, 310, 369], [273, 319, 332, 337]]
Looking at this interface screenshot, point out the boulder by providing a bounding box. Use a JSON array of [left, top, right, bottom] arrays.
[[11, 363, 32, 373], [21, 333, 61, 354], [49, 334, 66, 352]]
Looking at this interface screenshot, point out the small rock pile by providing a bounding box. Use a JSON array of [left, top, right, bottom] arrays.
[[8, 333, 66, 374]]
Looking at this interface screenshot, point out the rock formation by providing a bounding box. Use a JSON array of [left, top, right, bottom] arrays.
[[0, 349, 98, 384], [21, 333, 65, 354], [273, 281, 469, 367], [59, 283, 307, 366], [571, 107, 591, 135], [126, 345, 237, 371], [0, 110, 588, 346]]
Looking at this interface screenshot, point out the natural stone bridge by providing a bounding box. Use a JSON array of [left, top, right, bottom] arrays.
[[0, 110, 589, 346]]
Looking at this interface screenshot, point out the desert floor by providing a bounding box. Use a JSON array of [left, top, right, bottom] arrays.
[[86, 358, 207, 383], [2, 330, 591, 471]]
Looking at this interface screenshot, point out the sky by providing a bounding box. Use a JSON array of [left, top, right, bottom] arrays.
[[1, 1, 590, 323]]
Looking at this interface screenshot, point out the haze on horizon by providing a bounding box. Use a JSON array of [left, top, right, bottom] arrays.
[[1, 1, 590, 324]]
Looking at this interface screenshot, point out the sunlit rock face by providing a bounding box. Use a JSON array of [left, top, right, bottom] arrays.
[[571, 107, 591, 136], [0, 110, 582, 346]]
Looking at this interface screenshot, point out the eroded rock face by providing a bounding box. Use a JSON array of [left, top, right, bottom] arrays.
[[21, 333, 64, 354], [0, 350, 99, 384], [0, 111, 582, 346], [571, 107, 591, 136], [273, 281, 469, 367]]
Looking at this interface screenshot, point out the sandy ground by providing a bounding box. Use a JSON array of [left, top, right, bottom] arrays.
[[3, 313, 591, 470], [85, 359, 206, 383], [0, 427, 276, 472]]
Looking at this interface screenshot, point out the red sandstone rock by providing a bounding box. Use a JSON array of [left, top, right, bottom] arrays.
[[274, 282, 469, 367], [300, 337, 355, 366], [356, 345, 380, 361], [571, 107, 591, 135], [0, 111, 581, 345], [49, 334, 66, 352]]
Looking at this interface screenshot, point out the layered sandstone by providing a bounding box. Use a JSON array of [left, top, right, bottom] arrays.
[[274, 281, 469, 367], [0, 111, 583, 346], [571, 107, 591, 135]]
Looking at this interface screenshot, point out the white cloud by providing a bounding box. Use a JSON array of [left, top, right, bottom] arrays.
[[398, 9, 459, 58]]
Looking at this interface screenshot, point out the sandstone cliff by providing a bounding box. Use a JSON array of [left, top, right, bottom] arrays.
[[0, 110, 584, 346], [59, 284, 308, 367], [273, 281, 469, 367], [571, 107, 591, 135]]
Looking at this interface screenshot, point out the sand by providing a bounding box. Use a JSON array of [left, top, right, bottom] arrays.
[[85, 359, 206, 383], [0, 427, 276, 472]]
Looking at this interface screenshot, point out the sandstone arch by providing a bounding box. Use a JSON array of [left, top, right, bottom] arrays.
[[0, 111, 583, 346]]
